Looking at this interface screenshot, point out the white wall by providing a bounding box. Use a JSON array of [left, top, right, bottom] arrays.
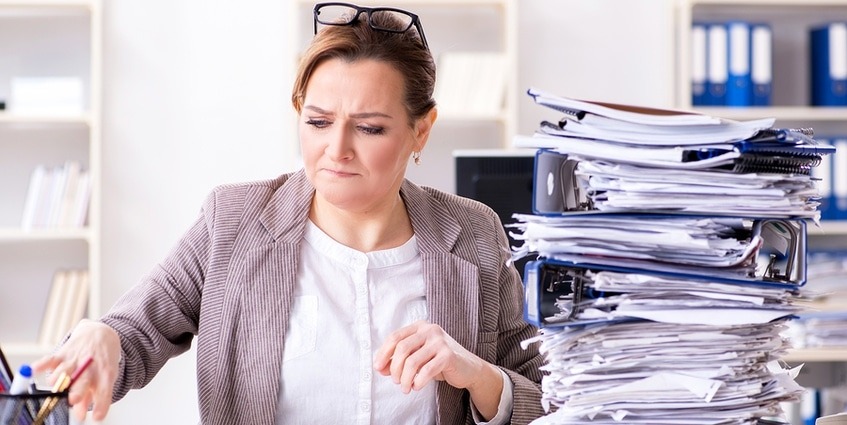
[[517, 0, 677, 136], [100, 1, 295, 423], [98, 1, 674, 423]]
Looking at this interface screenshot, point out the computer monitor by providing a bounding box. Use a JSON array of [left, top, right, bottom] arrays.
[[454, 149, 537, 280]]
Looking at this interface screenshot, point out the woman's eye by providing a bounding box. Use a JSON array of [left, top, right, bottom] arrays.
[[358, 125, 385, 136], [305, 119, 329, 128]]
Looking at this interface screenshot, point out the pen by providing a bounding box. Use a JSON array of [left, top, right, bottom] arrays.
[[32, 357, 93, 425], [1, 364, 34, 424]]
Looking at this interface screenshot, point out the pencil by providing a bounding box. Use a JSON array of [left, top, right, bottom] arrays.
[[33, 357, 93, 425]]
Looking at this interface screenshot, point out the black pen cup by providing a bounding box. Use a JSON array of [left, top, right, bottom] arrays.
[[0, 390, 69, 425]]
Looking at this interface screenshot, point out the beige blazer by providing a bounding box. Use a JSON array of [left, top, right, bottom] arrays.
[[102, 170, 545, 425]]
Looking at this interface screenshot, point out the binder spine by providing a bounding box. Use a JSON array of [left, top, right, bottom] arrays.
[[726, 21, 752, 107], [691, 22, 709, 106], [706, 23, 728, 106], [751, 23, 772, 106], [834, 139, 847, 219], [810, 23, 847, 106]]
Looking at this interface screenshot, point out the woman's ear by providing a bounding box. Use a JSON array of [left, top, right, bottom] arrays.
[[413, 107, 438, 152]]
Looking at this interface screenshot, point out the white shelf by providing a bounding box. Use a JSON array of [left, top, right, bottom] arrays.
[[809, 221, 847, 236], [296, 0, 509, 5], [693, 107, 847, 122], [0, 0, 94, 5], [0, 227, 91, 242], [0, 0, 101, 360], [0, 112, 92, 126], [684, 0, 847, 5], [784, 347, 847, 363]]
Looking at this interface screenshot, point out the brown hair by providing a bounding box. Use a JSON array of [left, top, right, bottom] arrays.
[[292, 11, 436, 125]]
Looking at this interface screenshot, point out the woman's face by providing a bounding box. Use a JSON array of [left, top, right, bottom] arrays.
[[299, 58, 432, 213]]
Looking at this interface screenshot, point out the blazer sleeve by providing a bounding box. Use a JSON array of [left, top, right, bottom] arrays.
[[99, 192, 216, 401], [492, 229, 546, 424], [476, 208, 546, 424]]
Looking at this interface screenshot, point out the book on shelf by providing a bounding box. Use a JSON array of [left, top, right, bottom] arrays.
[[38, 269, 89, 347], [20, 161, 91, 230], [433, 51, 506, 117], [692, 20, 772, 107]]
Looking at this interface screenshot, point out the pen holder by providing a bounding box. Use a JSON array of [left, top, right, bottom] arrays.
[[0, 390, 69, 425]]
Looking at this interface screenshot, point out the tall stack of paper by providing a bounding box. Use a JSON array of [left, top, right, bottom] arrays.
[[513, 88, 834, 424]]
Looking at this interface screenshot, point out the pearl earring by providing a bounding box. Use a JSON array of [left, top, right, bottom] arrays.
[[412, 151, 421, 165]]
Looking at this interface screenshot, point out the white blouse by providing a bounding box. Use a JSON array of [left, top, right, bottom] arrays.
[[276, 221, 511, 424]]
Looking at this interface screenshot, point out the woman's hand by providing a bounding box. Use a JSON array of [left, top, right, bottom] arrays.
[[373, 320, 504, 420], [31, 319, 121, 422]]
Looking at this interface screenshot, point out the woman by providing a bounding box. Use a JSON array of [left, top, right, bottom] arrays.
[[34, 3, 544, 424]]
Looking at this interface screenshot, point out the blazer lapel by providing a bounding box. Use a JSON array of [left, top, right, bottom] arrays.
[[229, 171, 315, 424], [402, 180, 481, 425]]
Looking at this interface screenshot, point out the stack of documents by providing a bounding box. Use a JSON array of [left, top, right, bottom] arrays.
[[516, 88, 834, 220], [787, 311, 847, 349], [512, 89, 830, 424], [522, 318, 805, 424]]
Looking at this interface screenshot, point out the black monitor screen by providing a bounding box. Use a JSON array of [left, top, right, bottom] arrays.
[[454, 151, 536, 280]]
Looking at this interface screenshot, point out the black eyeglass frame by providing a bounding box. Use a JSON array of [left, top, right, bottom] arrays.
[[313, 2, 429, 50]]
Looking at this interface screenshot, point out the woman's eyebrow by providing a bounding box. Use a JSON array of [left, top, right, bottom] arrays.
[[303, 105, 392, 119]]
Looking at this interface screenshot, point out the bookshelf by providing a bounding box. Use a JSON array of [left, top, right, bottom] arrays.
[[0, 0, 101, 361], [675, 0, 847, 376], [291, 0, 518, 194]]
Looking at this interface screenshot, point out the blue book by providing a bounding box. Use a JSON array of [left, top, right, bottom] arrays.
[[691, 22, 709, 106], [750, 23, 772, 106], [706, 23, 728, 106], [810, 23, 847, 106], [726, 21, 752, 106]]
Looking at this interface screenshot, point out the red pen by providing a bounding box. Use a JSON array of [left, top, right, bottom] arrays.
[[68, 357, 93, 388]]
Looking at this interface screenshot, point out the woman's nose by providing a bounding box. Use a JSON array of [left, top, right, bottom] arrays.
[[325, 125, 354, 161]]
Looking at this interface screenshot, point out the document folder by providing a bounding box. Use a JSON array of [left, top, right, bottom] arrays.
[[521, 214, 806, 282], [531, 148, 828, 217], [523, 220, 806, 329]]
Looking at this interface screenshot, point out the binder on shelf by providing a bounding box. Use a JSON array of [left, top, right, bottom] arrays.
[[811, 138, 834, 220], [751, 23, 773, 106], [706, 23, 728, 106], [810, 23, 847, 106], [691, 22, 708, 106], [726, 21, 752, 107], [833, 138, 847, 219]]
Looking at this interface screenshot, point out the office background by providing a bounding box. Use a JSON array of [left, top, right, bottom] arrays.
[[99, 0, 669, 423]]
